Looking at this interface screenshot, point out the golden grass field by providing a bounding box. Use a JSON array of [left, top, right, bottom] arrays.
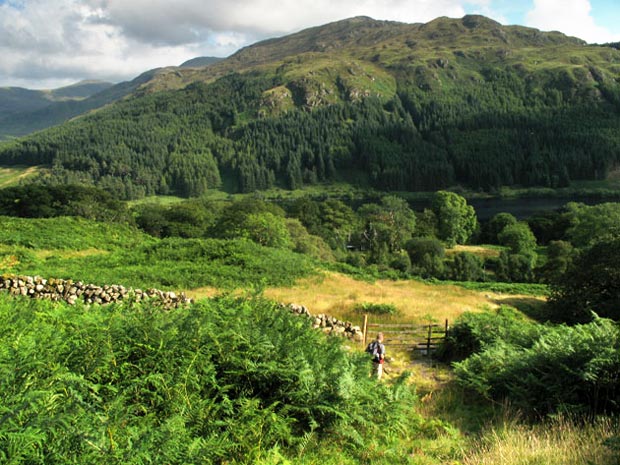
[[265, 271, 545, 323], [189, 270, 546, 326]]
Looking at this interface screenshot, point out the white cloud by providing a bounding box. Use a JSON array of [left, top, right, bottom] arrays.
[[0, 0, 531, 89], [0, 0, 226, 88], [526, 0, 620, 43], [97, 0, 473, 40]]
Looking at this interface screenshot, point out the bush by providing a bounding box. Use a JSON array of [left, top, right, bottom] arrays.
[[448, 252, 484, 282], [495, 250, 537, 283], [9, 236, 316, 290], [453, 317, 620, 416], [0, 215, 154, 251], [548, 237, 620, 323], [498, 222, 537, 254], [354, 302, 401, 316], [389, 250, 411, 273], [485, 212, 517, 244], [0, 184, 130, 222], [406, 236, 445, 279], [438, 306, 542, 362]]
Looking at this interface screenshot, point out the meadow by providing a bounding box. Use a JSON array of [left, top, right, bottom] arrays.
[[0, 212, 617, 464]]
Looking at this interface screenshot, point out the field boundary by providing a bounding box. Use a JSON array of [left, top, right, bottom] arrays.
[[362, 315, 449, 355]]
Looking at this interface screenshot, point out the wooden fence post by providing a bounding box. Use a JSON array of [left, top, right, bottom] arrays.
[[426, 323, 432, 355], [362, 314, 368, 346], [445, 318, 449, 338]]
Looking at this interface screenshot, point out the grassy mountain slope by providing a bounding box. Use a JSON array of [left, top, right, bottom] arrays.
[[1, 15, 619, 198], [180, 56, 224, 68], [136, 15, 599, 93]]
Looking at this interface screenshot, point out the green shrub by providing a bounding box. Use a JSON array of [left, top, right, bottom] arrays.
[[354, 302, 401, 316], [548, 237, 620, 323], [7, 236, 316, 290], [438, 306, 542, 362], [495, 250, 537, 283], [0, 215, 153, 251], [0, 184, 130, 222], [452, 316, 620, 416], [448, 280, 549, 296], [448, 252, 484, 282], [406, 236, 445, 279]]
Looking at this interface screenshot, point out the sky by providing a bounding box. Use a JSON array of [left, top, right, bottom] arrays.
[[0, 0, 619, 89]]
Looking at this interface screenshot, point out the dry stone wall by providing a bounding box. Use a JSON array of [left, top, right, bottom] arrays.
[[285, 303, 364, 342], [0, 275, 192, 309], [0, 275, 365, 341]]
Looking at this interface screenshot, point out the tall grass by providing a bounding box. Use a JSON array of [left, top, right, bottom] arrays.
[[405, 364, 620, 465], [263, 271, 518, 324], [464, 415, 619, 465]]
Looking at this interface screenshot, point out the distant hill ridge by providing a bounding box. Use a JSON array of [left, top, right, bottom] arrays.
[[0, 71, 157, 139], [180, 57, 224, 68], [0, 80, 113, 119], [0, 15, 603, 138]]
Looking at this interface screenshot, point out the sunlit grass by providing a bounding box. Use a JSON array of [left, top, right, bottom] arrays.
[[0, 165, 41, 188], [447, 244, 503, 259], [464, 415, 619, 465], [126, 195, 189, 206], [402, 363, 619, 465], [33, 248, 108, 260], [261, 271, 530, 324]]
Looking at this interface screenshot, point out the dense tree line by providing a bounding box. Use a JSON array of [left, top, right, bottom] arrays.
[[0, 184, 130, 222], [1, 181, 619, 326]]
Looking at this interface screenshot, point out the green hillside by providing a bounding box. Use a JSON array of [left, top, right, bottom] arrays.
[[0, 72, 157, 140], [180, 56, 224, 68], [1, 15, 620, 198], [0, 80, 112, 117]]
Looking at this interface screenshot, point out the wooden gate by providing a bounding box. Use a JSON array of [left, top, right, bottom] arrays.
[[362, 315, 449, 355]]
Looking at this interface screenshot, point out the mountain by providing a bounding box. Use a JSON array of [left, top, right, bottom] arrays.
[[49, 80, 115, 99], [0, 80, 113, 120], [180, 57, 224, 68], [0, 15, 619, 199], [0, 72, 160, 139], [0, 58, 224, 140]]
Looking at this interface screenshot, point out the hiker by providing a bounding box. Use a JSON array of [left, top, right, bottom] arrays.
[[367, 332, 386, 380]]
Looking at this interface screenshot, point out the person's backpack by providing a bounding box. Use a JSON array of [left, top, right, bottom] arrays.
[[365, 340, 382, 362]]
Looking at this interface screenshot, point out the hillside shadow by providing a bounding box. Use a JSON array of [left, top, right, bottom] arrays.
[[493, 296, 552, 322]]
